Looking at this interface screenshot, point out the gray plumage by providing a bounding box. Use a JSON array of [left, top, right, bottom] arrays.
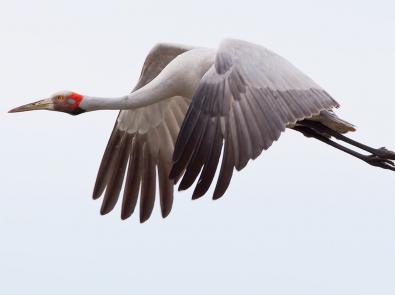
[[170, 39, 343, 199], [93, 39, 357, 221], [14, 38, 377, 223]]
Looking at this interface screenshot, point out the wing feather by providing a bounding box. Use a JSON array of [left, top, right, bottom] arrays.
[[192, 118, 223, 199], [171, 39, 340, 199], [121, 134, 142, 220], [139, 141, 156, 223], [93, 43, 193, 222], [100, 133, 130, 215], [92, 126, 122, 199]]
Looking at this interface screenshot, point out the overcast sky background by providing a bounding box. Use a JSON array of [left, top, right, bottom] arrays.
[[1, 0, 395, 294]]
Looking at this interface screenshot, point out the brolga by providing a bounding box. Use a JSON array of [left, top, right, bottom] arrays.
[[9, 39, 395, 223]]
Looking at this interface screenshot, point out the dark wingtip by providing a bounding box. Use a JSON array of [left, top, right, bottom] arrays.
[[100, 206, 111, 216], [160, 199, 173, 218], [192, 191, 204, 200], [212, 192, 224, 200], [139, 214, 150, 223], [178, 181, 191, 191], [161, 208, 171, 219], [100, 197, 118, 216], [177, 185, 186, 192], [92, 190, 102, 200], [121, 210, 133, 220], [168, 165, 179, 181], [213, 186, 227, 200], [191, 182, 207, 200]]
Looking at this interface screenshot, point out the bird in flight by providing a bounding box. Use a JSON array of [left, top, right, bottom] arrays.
[[9, 39, 395, 222]]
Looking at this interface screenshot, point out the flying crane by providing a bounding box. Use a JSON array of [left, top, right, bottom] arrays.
[[9, 39, 395, 222]]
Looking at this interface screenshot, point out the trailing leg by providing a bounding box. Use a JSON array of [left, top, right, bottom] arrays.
[[299, 120, 395, 160], [293, 125, 395, 172]]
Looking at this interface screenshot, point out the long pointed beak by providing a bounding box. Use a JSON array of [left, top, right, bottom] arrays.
[[8, 98, 54, 113]]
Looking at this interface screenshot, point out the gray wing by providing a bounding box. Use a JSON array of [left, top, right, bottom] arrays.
[[170, 39, 340, 199], [93, 43, 193, 223]]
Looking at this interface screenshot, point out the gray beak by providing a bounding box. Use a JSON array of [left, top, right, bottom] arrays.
[[8, 98, 54, 113]]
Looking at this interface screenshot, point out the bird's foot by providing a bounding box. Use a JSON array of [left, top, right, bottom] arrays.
[[363, 154, 395, 171], [373, 147, 395, 160]]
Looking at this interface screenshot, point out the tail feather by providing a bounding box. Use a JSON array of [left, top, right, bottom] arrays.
[[310, 110, 356, 134]]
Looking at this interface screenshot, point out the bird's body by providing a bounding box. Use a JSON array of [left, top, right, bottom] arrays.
[[9, 39, 395, 222]]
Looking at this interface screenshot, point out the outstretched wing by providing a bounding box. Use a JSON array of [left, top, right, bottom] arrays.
[[93, 43, 193, 222], [170, 39, 340, 199]]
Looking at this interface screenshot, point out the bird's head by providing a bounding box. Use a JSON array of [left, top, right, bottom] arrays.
[[8, 91, 86, 115]]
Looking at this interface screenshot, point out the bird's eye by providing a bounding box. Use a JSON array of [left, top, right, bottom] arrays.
[[57, 96, 65, 101]]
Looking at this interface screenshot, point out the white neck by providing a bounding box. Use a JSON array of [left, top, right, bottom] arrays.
[[80, 78, 176, 111], [79, 48, 216, 111]]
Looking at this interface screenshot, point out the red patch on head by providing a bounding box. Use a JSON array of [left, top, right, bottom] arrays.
[[69, 92, 83, 109]]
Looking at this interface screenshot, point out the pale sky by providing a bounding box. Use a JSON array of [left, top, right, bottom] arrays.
[[1, 0, 395, 294]]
